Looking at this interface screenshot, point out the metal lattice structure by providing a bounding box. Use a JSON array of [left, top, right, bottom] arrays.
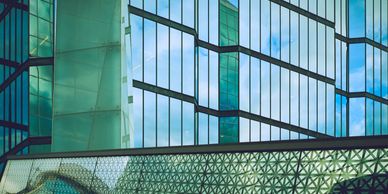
[[1, 140, 388, 193]]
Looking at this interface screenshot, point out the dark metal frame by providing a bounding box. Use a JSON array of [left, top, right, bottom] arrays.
[[7, 135, 388, 160]]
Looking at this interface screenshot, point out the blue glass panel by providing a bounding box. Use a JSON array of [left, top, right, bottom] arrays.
[[130, 15, 143, 81], [183, 33, 195, 96], [182, 102, 194, 145], [271, 64, 280, 120], [349, 0, 365, 37], [250, 58, 260, 115], [349, 44, 365, 92], [157, 24, 168, 89], [198, 113, 208, 145], [281, 68, 289, 123], [239, 117, 249, 142], [170, 0, 182, 23], [157, 95, 168, 147], [261, 61, 270, 118], [170, 98, 181, 146], [209, 51, 218, 110], [366, 98, 373, 136], [209, 115, 218, 144], [239, 53, 249, 112], [143, 91, 156, 147], [270, 2, 280, 59], [199, 47, 208, 107], [170, 29, 182, 93]]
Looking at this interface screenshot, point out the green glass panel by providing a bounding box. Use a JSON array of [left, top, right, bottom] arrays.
[[53, 0, 126, 152], [219, 117, 239, 143], [219, 52, 238, 110], [219, 0, 238, 46]]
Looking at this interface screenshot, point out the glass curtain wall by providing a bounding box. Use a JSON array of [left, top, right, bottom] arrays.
[[0, 0, 29, 164], [128, 0, 340, 148]]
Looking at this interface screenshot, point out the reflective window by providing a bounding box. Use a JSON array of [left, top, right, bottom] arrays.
[[157, 94, 168, 147], [239, 117, 249, 142], [183, 102, 194, 145], [239, 53, 249, 112], [261, 61, 270, 118], [170, 29, 182, 92], [143, 19, 156, 85], [281, 68, 290, 123], [250, 58, 260, 115], [290, 72, 299, 126], [349, 0, 365, 37], [271, 64, 280, 120], [170, 98, 182, 146], [157, 24, 168, 88], [198, 113, 208, 145], [143, 91, 156, 147], [349, 98, 365, 136]]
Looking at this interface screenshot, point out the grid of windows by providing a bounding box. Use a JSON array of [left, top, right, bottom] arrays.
[[336, 0, 388, 138], [0, 1, 29, 158], [129, 0, 388, 148], [29, 0, 53, 57]]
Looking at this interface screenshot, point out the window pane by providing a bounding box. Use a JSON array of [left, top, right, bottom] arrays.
[[349, 0, 365, 37], [183, 0, 194, 28], [209, 1, 219, 45], [239, 0, 249, 48], [299, 16, 307, 69], [157, 24, 168, 88], [239, 53, 249, 112], [309, 19, 317, 72], [133, 88, 142, 148], [144, 19, 156, 85], [366, 45, 373, 93], [261, 0, 270, 55], [209, 115, 219, 144], [157, 94, 168, 147], [199, 0, 209, 41], [170, 0, 182, 23], [318, 81, 326, 134], [130, 15, 143, 81], [209, 51, 219, 110], [271, 3, 280, 59], [251, 0, 260, 51], [290, 72, 299, 126], [170, 98, 181, 146], [239, 117, 249, 142], [143, 91, 156, 147], [183, 102, 194, 145], [198, 113, 208, 145], [281, 68, 289, 123], [183, 33, 194, 96], [170, 29, 182, 92], [199, 48, 209, 107], [290, 11, 299, 66], [271, 64, 280, 120], [220, 117, 238, 143], [261, 61, 270, 118], [250, 58, 260, 114], [300, 75, 308, 128], [309, 78, 317, 131], [157, 0, 169, 18], [317, 23, 326, 76]]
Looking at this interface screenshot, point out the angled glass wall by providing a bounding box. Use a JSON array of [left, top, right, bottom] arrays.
[[29, 0, 54, 153], [336, 0, 388, 137], [128, 0, 341, 148], [0, 0, 29, 166], [52, 0, 128, 151]]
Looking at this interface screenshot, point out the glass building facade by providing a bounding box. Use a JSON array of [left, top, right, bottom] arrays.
[[0, 0, 387, 193], [0, 0, 30, 164], [128, 0, 388, 148]]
